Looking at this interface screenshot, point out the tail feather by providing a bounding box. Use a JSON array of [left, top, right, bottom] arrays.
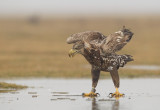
[[118, 54, 133, 67]]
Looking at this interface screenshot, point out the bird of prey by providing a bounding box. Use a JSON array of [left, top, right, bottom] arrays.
[[66, 26, 134, 97]]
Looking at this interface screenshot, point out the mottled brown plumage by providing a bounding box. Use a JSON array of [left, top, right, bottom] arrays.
[[67, 27, 134, 97]]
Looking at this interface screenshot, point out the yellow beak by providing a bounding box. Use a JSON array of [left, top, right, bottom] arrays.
[[68, 49, 78, 58]]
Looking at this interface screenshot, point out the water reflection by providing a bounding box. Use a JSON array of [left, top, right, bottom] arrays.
[[92, 98, 100, 110], [91, 98, 119, 110], [112, 101, 119, 110]]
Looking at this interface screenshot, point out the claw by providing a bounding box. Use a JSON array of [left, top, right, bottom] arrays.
[[96, 93, 100, 96], [82, 92, 99, 97], [108, 93, 124, 100], [112, 93, 124, 97], [108, 88, 125, 99], [108, 93, 114, 97]]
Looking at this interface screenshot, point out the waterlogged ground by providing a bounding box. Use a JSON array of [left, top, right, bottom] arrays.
[[0, 78, 160, 110]]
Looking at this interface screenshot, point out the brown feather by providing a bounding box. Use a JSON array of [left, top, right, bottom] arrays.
[[67, 28, 134, 90]]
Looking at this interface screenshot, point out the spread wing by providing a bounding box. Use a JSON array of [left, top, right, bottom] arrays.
[[66, 31, 106, 46], [67, 28, 133, 56], [100, 28, 133, 55]]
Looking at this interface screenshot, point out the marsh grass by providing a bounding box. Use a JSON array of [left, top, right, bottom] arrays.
[[0, 16, 160, 78]]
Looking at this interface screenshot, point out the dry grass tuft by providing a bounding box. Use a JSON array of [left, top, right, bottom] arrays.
[[0, 82, 27, 89]]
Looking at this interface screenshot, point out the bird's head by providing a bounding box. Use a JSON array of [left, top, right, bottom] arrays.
[[68, 41, 84, 58], [115, 26, 134, 43]]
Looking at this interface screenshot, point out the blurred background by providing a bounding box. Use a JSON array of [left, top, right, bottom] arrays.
[[0, 0, 160, 78]]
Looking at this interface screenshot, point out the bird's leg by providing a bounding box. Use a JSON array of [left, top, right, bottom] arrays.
[[109, 70, 124, 98], [82, 67, 100, 97]]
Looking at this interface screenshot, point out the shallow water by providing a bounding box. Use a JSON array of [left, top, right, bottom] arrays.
[[0, 78, 160, 110], [124, 65, 160, 70], [84, 64, 160, 70]]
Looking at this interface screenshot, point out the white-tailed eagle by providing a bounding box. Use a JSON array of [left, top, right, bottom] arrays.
[[67, 26, 134, 97]]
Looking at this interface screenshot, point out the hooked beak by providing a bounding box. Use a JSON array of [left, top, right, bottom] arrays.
[[68, 49, 78, 58]]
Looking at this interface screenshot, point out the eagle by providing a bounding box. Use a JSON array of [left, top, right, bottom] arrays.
[[66, 26, 134, 97]]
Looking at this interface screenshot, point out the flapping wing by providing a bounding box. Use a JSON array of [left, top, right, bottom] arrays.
[[100, 28, 133, 55], [66, 31, 106, 45]]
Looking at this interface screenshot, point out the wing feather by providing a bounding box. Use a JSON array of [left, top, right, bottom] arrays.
[[67, 28, 133, 56], [66, 31, 106, 44], [100, 29, 133, 55]]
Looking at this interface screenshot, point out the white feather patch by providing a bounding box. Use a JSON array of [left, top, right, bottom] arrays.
[[117, 36, 122, 39], [116, 39, 121, 42], [108, 66, 113, 71]]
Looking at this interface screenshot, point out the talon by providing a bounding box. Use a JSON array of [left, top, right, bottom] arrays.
[[109, 88, 125, 98], [112, 94, 115, 97], [96, 93, 100, 96], [82, 92, 98, 97], [111, 92, 124, 97], [108, 93, 113, 97]]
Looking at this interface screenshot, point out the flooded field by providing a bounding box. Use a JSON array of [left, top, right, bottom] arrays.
[[0, 78, 160, 110]]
